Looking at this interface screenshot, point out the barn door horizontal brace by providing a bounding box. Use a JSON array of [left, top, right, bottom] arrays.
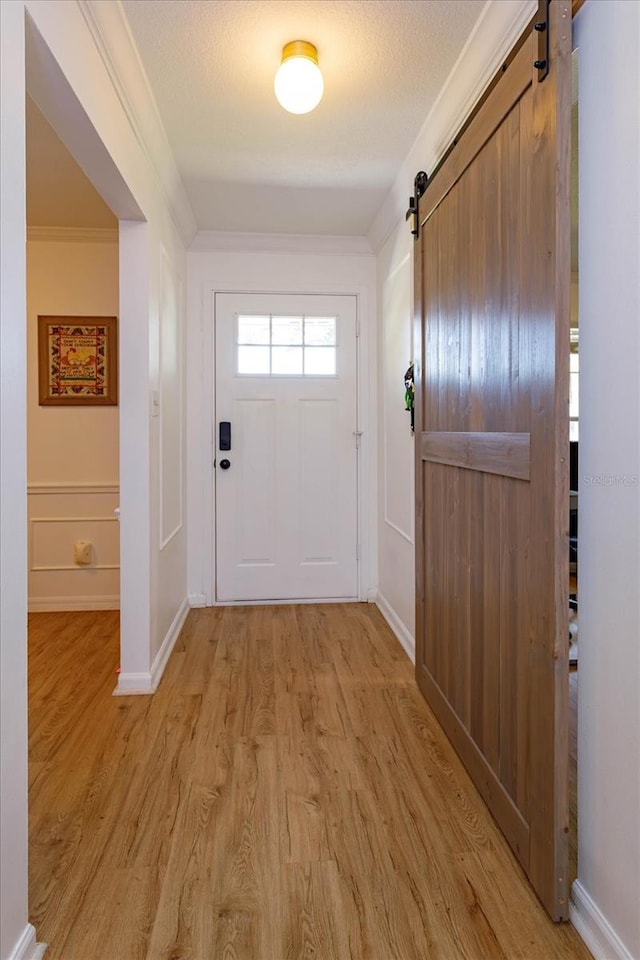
[[406, 171, 429, 239], [534, 0, 550, 81]]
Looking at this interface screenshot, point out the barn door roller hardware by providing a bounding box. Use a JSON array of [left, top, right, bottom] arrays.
[[534, 0, 550, 81], [406, 171, 429, 239]]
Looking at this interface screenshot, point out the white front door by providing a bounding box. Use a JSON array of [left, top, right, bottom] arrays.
[[215, 292, 359, 602]]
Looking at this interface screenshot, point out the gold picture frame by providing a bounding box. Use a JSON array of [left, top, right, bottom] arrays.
[[38, 315, 118, 406]]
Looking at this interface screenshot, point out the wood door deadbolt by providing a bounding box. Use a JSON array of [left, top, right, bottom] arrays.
[[219, 421, 231, 451]]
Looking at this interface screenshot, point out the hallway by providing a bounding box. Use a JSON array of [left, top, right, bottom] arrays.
[[29, 607, 590, 960]]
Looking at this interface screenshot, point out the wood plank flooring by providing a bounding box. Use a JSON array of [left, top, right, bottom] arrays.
[[29, 606, 589, 960]]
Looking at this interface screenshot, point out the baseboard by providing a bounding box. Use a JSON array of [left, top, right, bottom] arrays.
[[214, 596, 359, 606], [150, 598, 189, 689], [113, 597, 189, 696], [113, 670, 155, 696], [28, 596, 119, 612], [570, 880, 636, 960], [188, 592, 207, 607], [375, 592, 415, 664], [7, 924, 47, 960]]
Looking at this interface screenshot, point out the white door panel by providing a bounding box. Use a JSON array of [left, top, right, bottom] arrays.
[[234, 398, 276, 565], [215, 293, 358, 602]]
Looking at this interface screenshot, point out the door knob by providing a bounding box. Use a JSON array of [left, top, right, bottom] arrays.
[[219, 459, 231, 470]]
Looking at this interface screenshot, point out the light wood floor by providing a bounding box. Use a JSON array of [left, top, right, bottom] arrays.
[[29, 606, 590, 960]]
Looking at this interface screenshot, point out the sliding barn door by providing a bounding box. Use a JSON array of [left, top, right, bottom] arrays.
[[414, 2, 571, 920]]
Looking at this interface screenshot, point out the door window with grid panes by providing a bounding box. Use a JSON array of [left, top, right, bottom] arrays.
[[237, 315, 336, 376]]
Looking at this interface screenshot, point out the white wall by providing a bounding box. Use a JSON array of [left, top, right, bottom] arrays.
[[0, 0, 192, 955], [150, 238, 187, 667], [26, 234, 120, 611], [375, 225, 415, 655], [0, 4, 31, 957], [27, 236, 119, 484], [571, 4, 640, 960], [186, 237, 376, 607]]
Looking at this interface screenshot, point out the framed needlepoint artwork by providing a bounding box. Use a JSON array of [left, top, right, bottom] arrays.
[[38, 315, 118, 406]]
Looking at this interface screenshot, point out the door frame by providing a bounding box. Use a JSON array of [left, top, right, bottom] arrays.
[[213, 291, 360, 604], [199, 281, 375, 607], [24, 17, 150, 677]]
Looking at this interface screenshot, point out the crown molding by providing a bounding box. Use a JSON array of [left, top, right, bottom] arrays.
[[75, 0, 197, 246], [27, 226, 119, 243], [368, 0, 537, 253], [190, 231, 374, 257]]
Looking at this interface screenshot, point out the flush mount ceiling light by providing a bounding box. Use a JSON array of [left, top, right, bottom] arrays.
[[274, 41, 324, 115]]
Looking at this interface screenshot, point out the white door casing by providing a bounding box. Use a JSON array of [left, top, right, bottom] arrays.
[[215, 292, 359, 602]]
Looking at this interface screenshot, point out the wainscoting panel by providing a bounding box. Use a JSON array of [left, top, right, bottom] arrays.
[[27, 483, 120, 611], [159, 252, 183, 549]]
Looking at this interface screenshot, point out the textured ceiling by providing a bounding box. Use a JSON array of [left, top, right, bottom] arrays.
[[26, 96, 117, 229], [122, 0, 485, 235]]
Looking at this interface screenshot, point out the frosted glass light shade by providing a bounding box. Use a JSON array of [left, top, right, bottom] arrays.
[[274, 41, 324, 115]]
